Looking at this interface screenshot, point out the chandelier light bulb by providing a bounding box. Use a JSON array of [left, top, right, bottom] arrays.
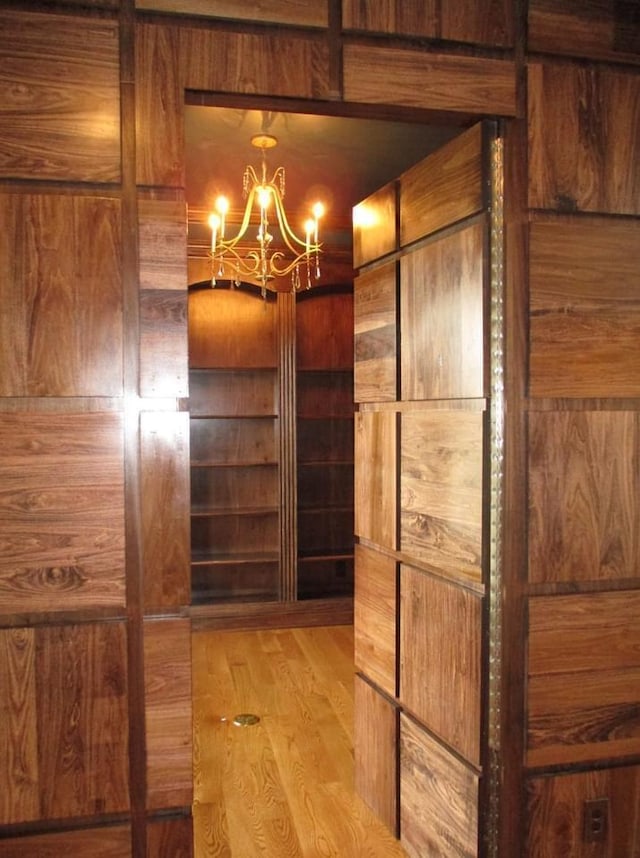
[[257, 186, 271, 211]]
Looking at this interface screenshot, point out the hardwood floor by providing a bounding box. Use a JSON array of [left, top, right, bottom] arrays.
[[192, 624, 407, 857]]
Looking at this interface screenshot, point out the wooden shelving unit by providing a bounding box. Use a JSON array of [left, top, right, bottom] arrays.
[[188, 285, 281, 604], [188, 282, 354, 613], [295, 289, 354, 600]]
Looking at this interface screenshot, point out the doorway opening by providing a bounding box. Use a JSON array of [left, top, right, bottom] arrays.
[[185, 99, 466, 857], [185, 101, 460, 616]]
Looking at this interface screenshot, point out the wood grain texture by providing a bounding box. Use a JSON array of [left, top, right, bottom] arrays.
[[180, 27, 331, 100], [400, 223, 485, 402], [191, 464, 278, 513], [0, 825, 132, 858], [528, 63, 640, 215], [400, 565, 481, 765], [135, 23, 183, 188], [528, 411, 639, 584], [529, 218, 640, 398], [147, 815, 193, 858], [190, 417, 277, 466], [191, 369, 278, 417], [400, 410, 483, 585], [0, 628, 38, 825], [0, 194, 123, 397], [528, 0, 640, 64], [137, 0, 328, 27], [441, 0, 514, 47], [140, 289, 189, 398], [0, 10, 120, 183], [189, 288, 278, 369], [193, 625, 406, 857], [354, 544, 396, 697], [343, 0, 513, 47], [526, 766, 640, 858], [354, 411, 397, 550], [400, 714, 479, 858], [354, 675, 398, 835], [0, 412, 126, 613], [400, 123, 484, 247], [529, 591, 640, 676], [527, 668, 640, 767], [141, 411, 190, 610], [138, 199, 188, 291], [353, 183, 397, 269], [296, 291, 354, 370], [191, 510, 279, 557], [35, 622, 129, 819], [354, 263, 397, 403], [144, 618, 192, 810], [528, 590, 640, 767], [343, 44, 516, 116]]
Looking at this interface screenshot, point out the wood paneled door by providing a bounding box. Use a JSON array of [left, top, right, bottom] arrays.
[[353, 121, 505, 858]]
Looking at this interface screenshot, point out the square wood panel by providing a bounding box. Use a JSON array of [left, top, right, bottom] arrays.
[[400, 409, 483, 585], [354, 263, 397, 403], [0, 413, 126, 613], [141, 412, 191, 611], [400, 222, 485, 402], [354, 674, 398, 836], [0, 194, 123, 397], [529, 217, 640, 397], [354, 410, 397, 551], [400, 565, 482, 766], [0, 624, 132, 830], [400, 714, 479, 858], [145, 617, 193, 810], [0, 10, 120, 183], [400, 123, 484, 247], [528, 590, 640, 767], [528, 63, 640, 215], [528, 411, 640, 584], [526, 765, 640, 857], [354, 544, 397, 697], [353, 183, 397, 269]]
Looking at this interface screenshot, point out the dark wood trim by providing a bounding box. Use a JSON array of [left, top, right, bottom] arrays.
[[191, 596, 353, 631], [120, 2, 147, 856]]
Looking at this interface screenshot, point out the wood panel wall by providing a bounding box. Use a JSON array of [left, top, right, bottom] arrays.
[[0, 4, 192, 856], [353, 123, 493, 858], [0, 1, 637, 856], [524, 3, 640, 856]]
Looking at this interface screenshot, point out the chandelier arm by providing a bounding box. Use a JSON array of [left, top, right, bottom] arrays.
[[267, 250, 315, 278], [269, 186, 317, 255], [216, 185, 260, 253]]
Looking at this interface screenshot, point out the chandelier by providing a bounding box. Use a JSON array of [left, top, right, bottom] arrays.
[[208, 131, 324, 295]]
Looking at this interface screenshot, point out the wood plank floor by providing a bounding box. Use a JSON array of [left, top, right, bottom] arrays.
[[192, 624, 407, 857]]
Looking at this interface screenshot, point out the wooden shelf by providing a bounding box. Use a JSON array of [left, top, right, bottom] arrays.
[[189, 284, 355, 610], [191, 505, 279, 518], [191, 551, 280, 566], [191, 459, 278, 468]]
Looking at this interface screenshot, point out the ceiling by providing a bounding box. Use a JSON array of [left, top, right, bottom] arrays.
[[185, 105, 461, 287]]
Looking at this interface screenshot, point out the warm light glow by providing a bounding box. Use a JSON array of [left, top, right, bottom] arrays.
[[353, 203, 377, 228], [215, 196, 229, 215], [257, 186, 271, 210], [207, 125, 323, 293]]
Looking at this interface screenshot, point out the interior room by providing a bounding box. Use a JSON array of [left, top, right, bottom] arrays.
[[184, 105, 459, 855], [1, 3, 638, 858]]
